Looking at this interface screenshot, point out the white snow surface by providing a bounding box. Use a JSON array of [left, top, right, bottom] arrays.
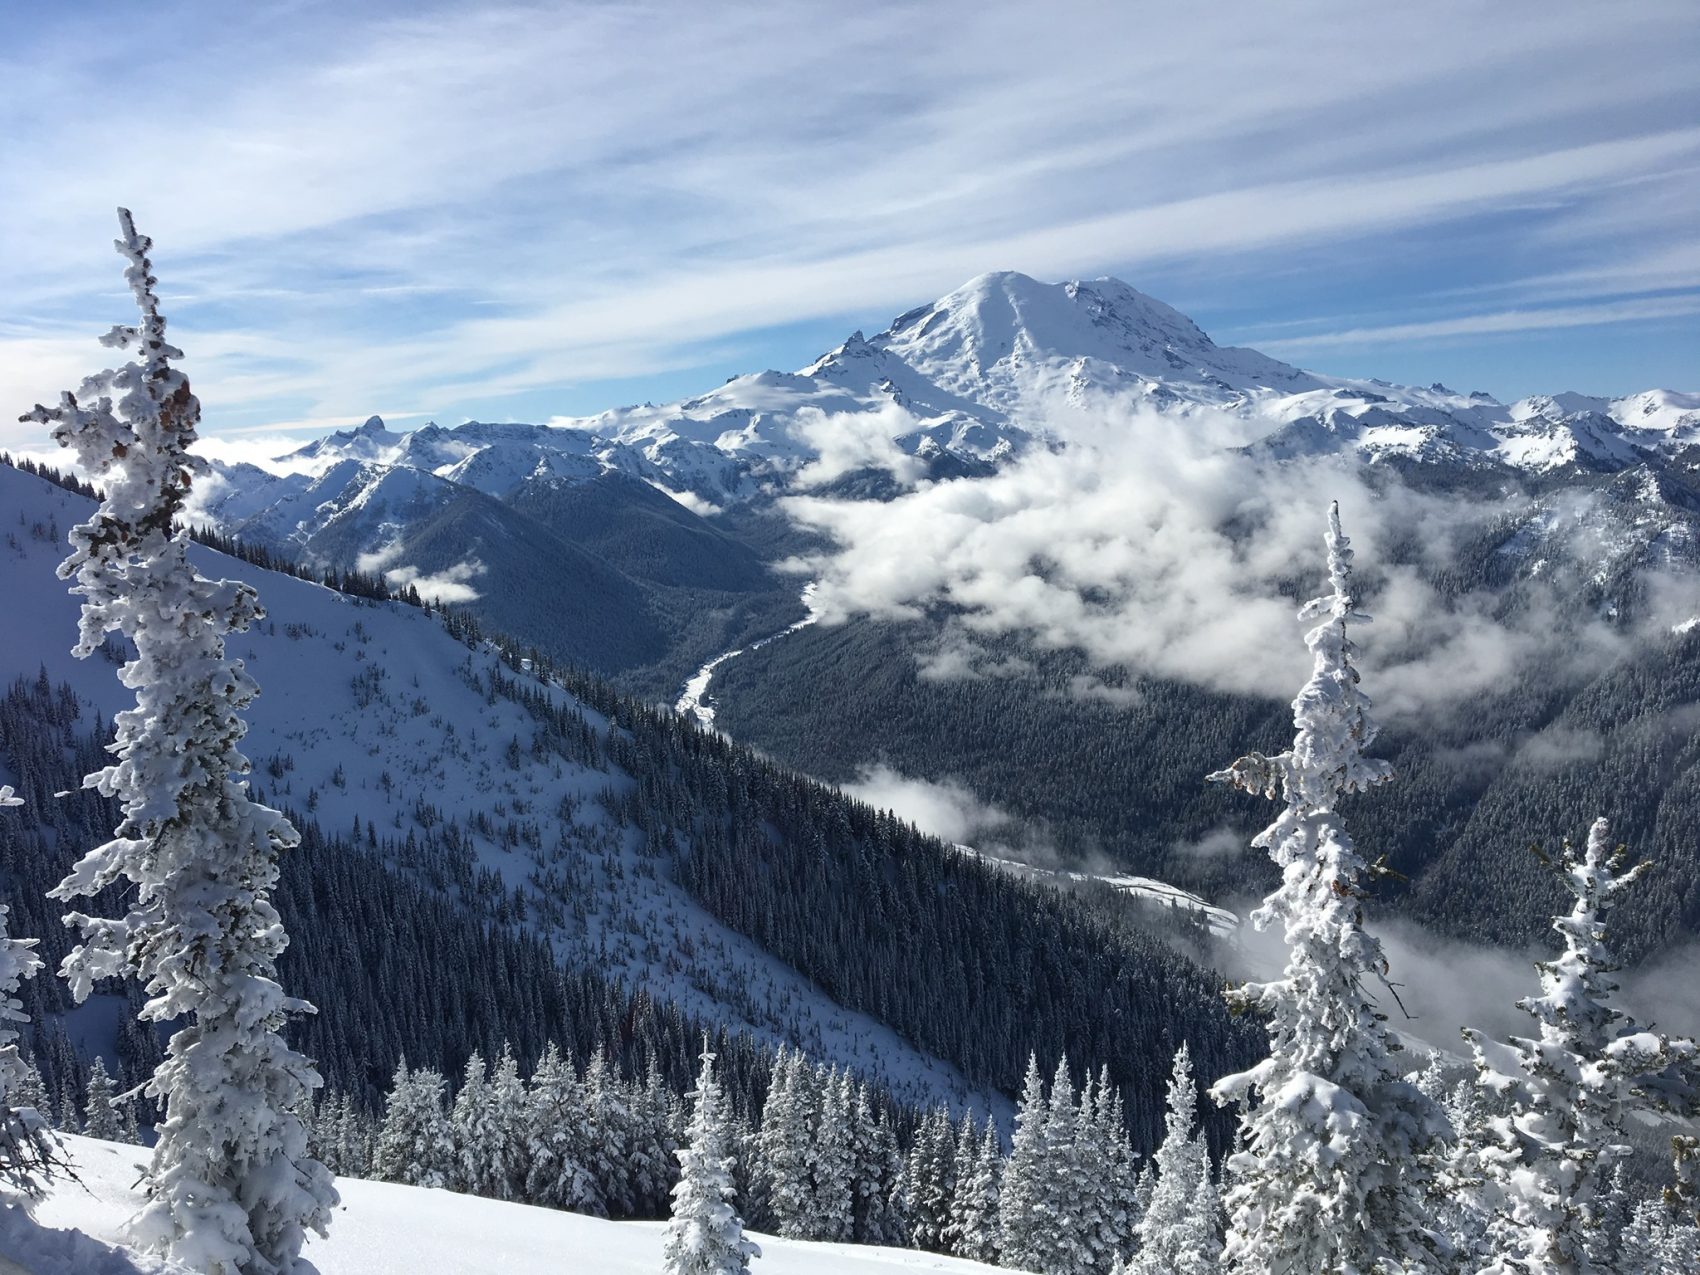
[[0, 464, 989, 1115], [14, 1135, 1011, 1275]]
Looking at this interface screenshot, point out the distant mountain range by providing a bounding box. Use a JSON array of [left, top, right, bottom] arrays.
[[189, 270, 1700, 701], [219, 271, 1700, 504]]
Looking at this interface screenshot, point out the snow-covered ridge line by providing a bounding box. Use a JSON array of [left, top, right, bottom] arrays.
[[957, 847, 1239, 936], [675, 582, 822, 728]]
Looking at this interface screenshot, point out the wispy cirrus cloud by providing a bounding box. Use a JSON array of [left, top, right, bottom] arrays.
[[3, 0, 1695, 452], [1246, 294, 1700, 353]]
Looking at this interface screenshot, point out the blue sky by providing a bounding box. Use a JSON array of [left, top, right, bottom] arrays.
[[2, 0, 1696, 455]]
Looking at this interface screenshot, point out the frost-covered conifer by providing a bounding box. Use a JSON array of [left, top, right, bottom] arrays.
[[82, 1056, 122, 1142], [663, 1048, 759, 1275], [810, 1068, 855, 1242], [1129, 1044, 1218, 1275], [485, 1046, 531, 1201], [846, 1081, 901, 1245], [1466, 819, 1697, 1274], [1208, 503, 1449, 1275], [949, 1119, 1002, 1265], [899, 1107, 959, 1253], [524, 1043, 599, 1213], [373, 1062, 452, 1189], [0, 787, 58, 1196], [757, 1049, 815, 1238], [630, 1067, 682, 1216], [22, 210, 334, 1274], [1043, 1059, 1080, 1272], [1669, 1135, 1700, 1224], [449, 1051, 503, 1197], [1090, 1065, 1137, 1268], [1068, 1073, 1112, 1274], [943, 1113, 980, 1257], [998, 1055, 1051, 1271], [585, 1047, 636, 1216]]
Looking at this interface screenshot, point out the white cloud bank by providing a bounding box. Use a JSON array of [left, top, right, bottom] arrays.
[[782, 403, 1700, 721]]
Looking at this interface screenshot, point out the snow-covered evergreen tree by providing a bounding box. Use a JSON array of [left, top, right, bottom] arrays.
[[1208, 502, 1449, 1275], [1089, 1066, 1138, 1270], [585, 1047, 636, 1217], [757, 1049, 815, 1238], [524, 1043, 599, 1213], [999, 1055, 1052, 1272], [949, 1119, 1003, 1265], [1669, 1134, 1699, 1224], [1039, 1058, 1091, 1275], [849, 1081, 903, 1246], [633, 1068, 683, 1216], [1069, 1073, 1113, 1274], [1466, 818, 1696, 1274], [486, 1046, 532, 1201], [449, 1051, 500, 1197], [663, 1047, 759, 1275], [373, 1062, 452, 1189], [1128, 1044, 1217, 1275], [0, 786, 58, 1196], [810, 1068, 856, 1242], [944, 1113, 981, 1257], [23, 210, 334, 1274], [82, 1056, 122, 1142]]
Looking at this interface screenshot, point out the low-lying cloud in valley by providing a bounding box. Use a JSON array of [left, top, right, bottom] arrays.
[[355, 542, 486, 604], [781, 401, 1700, 723]]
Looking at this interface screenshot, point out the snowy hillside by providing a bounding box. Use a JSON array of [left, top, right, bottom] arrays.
[[0, 462, 983, 1113], [12, 1135, 1011, 1275]]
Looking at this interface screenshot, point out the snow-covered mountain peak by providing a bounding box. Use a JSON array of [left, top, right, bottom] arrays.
[[861, 271, 1322, 413], [278, 414, 407, 473]]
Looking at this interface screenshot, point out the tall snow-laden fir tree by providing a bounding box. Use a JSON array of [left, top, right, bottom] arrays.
[[849, 1081, 904, 1247], [23, 210, 335, 1275], [525, 1043, 599, 1213], [810, 1068, 856, 1242], [586, 1046, 637, 1217], [756, 1049, 816, 1239], [1039, 1056, 1091, 1275], [372, 1062, 452, 1189], [1129, 1044, 1218, 1275], [630, 1067, 683, 1218], [449, 1051, 495, 1197], [0, 785, 59, 1197], [82, 1055, 123, 1142], [898, 1105, 957, 1253], [1466, 818, 1698, 1275], [663, 1047, 759, 1275], [949, 1118, 1002, 1265], [1088, 1065, 1138, 1270], [1208, 502, 1449, 1275], [998, 1054, 1052, 1272]]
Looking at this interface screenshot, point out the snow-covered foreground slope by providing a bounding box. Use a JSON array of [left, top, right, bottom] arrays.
[[11, 1136, 1009, 1275], [0, 463, 983, 1112]]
